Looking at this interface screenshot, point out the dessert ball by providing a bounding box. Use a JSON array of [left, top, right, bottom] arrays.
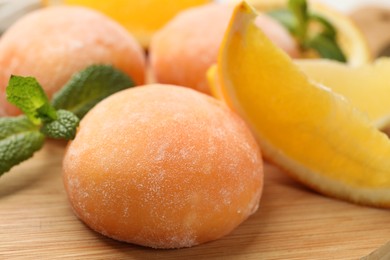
[[150, 3, 299, 94], [63, 84, 263, 248], [0, 6, 146, 116]]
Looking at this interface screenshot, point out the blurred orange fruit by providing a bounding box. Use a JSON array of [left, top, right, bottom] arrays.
[[42, 0, 211, 47]]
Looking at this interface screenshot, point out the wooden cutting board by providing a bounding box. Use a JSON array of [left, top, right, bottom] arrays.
[[1, 141, 389, 259]]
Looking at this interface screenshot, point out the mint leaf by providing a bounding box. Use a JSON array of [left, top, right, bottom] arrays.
[[309, 13, 336, 39], [52, 65, 134, 118], [0, 116, 45, 176], [6, 76, 57, 125], [0, 116, 38, 139], [307, 34, 347, 62], [2, 65, 132, 177], [40, 110, 79, 140]]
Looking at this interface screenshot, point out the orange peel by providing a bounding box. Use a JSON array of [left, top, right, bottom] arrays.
[[213, 1, 390, 207]]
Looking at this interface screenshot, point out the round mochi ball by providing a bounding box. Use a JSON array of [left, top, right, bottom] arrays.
[[63, 84, 263, 249], [150, 3, 299, 95], [0, 6, 146, 116]]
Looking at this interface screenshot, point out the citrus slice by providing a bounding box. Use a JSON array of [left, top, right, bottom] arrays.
[[42, 0, 210, 47], [207, 64, 223, 100], [244, 0, 372, 65], [296, 59, 390, 130], [215, 1, 390, 207]]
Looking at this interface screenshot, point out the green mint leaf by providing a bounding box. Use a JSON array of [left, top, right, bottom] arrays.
[[309, 13, 337, 39], [0, 116, 38, 139], [267, 9, 297, 34], [52, 65, 134, 119], [0, 116, 45, 176], [2, 65, 133, 177], [6, 76, 57, 125], [307, 34, 347, 62], [40, 110, 79, 140]]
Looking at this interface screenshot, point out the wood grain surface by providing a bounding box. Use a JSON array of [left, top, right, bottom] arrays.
[[1, 141, 389, 259]]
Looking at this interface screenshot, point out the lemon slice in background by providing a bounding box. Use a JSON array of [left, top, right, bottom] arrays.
[[41, 0, 211, 47], [297, 59, 390, 130], [244, 0, 372, 65], [214, 1, 390, 207]]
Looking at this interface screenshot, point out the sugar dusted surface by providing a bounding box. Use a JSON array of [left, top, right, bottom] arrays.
[[150, 4, 234, 94], [63, 84, 263, 248], [0, 6, 145, 116]]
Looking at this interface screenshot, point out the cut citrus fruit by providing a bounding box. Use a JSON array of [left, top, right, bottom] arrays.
[[215, 1, 390, 207], [42, 0, 210, 47], [244, 0, 372, 65], [296, 59, 390, 130], [207, 64, 223, 100]]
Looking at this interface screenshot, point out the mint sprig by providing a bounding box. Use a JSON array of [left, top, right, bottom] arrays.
[[0, 116, 45, 176], [267, 0, 347, 62], [306, 33, 346, 62], [52, 65, 134, 118], [6, 76, 57, 125], [40, 110, 79, 140], [1, 65, 135, 177], [5, 75, 78, 141]]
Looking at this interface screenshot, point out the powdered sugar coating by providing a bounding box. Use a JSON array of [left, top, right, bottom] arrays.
[[63, 84, 263, 248], [0, 6, 145, 116]]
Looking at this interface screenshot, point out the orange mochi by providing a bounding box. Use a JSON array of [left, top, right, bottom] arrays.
[[0, 6, 146, 116], [150, 3, 299, 95], [62, 84, 263, 249]]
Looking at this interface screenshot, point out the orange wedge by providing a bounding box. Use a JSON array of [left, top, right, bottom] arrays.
[[296, 59, 390, 130], [207, 64, 223, 100], [214, 1, 390, 207]]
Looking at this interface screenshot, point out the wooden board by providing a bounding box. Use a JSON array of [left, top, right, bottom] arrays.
[[1, 141, 389, 259]]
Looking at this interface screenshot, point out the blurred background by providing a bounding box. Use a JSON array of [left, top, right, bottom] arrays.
[[1, 0, 390, 57], [2, 0, 390, 28], [309, 0, 390, 12]]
